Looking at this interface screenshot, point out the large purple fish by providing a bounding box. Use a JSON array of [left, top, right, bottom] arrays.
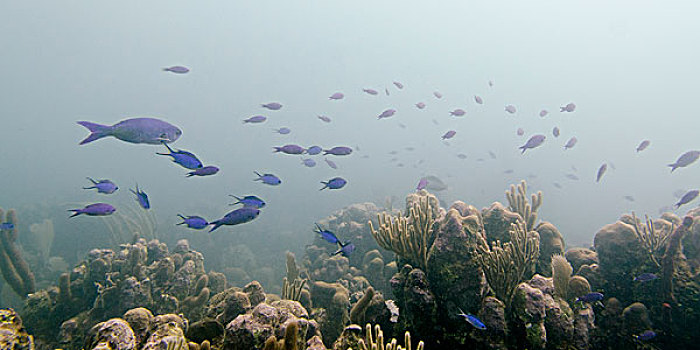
[[519, 135, 546, 153], [675, 189, 699, 208], [77, 118, 182, 145], [668, 150, 700, 172], [68, 203, 116, 218], [209, 207, 260, 232]]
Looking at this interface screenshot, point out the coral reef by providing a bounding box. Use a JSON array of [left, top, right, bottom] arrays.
[[0, 308, 35, 350], [282, 252, 306, 302], [332, 323, 423, 350], [0, 208, 36, 298], [505, 180, 542, 232]]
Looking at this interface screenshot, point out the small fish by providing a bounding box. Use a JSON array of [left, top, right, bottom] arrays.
[[565, 173, 580, 181], [553, 182, 562, 189], [668, 150, 700, 172], [83, 177, 119, 194], [633, 330, 656, 341], [596, 163, 608, 183], [176, 215, 208, 230], [274, 144, 306, 155], [306, 146, 323, 155], [329, 92, 344, 100], [243, 115, 266, 123], [261, 102, 283, 110], [519, 135, 546, 153], [68, 203, 116, 217], [474, 96, 483, 104], [503, 169, 514, 174], [560, 102, 576, 112], [623, 195, 635, 202], [77, 118, 182, 145], [323, 146, 353, 156], [321, 177, 347, 190], [442, 130, 456, 140], [457, 308, 486, 330], [378, 109, 397, 119], [209, 207, 260, 232], [488, 151, 497, 159], [301, 158, 317, 167], [0, 222, 15, 230], [385, 300, 400, 322], [488, 80, 494, 87], [505, 105, 516, 114], [186, 166, 219, 177], [385, 88, 390, 95], [229, 195, 266, 208], [576, 292, 604, 303], [317, 115, 332, 123], [564, 137, 577, 149], [393, 81, 404, 89], [157, 143, 203, 169], [363, 88, 378, 95], [163, 66, 189, 74], [417, 178, 428, 190], [131, 184, 150, 209], [314, 223, 339, 244], [457, 153, 467, 159], [675, 189, 699, 208], [254, 171, 281, 185], [433, 91, 443, 99], [415, 102, 426, 109], [333, 240, 356, 256], [552, 127, 560, 138], [274, 127, 291, 135], [449, 109, 466, 117], [324, 158, 338, 169], [517, 127, 524, 136], [633, 273, 658, 282], [539, 109, 548, 117], [636, 140, 650, 152]]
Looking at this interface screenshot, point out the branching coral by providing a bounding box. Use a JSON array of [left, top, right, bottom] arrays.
[[505, 180, 542, 232], [282, 252, 306, 301], [356, 323, 424, 350], [0, 208, 35, 298], [630, 212, 672, 268], [100, 204, 158, 247], [369, 195, 436, 272], [476, 221, 540, 305]]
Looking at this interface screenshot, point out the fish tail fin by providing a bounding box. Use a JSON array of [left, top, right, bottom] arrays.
[[272, 147, 282, 153], [253, 171, 262, 179], [77, 121, 112, 145], [668, 163, 677, 172], [519, 146, 527, 154], [186, 173, 194, 177], [209, 221, 222, 232], [320, 182, 328, 191], [68, 209, 82, 218]]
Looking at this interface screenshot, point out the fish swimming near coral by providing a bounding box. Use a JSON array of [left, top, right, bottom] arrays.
[[668, 150, 700, 172], [229, 195, 266, 208], [675, 189, 699, 208], [209, 207, 260, 232], [457, 308, 486, 330], [254, 171, 281, 185], [186, 165, 219, 177], [156, 143, 203, 170], [0, 222, 15, 230], [596, 163, 608, 183], [422, 175, 447, 192], [68, 203, 116, 217], [314, 223, 340, 244], [176, 215, 208, 230], [333, 240, 356, 257], [385, 300, 400, 322], [416, 178, 428, 191], [83, 177, 119, 194], [576, 292, 604, 303], [130, 184, 150, 209], [633, 330, 656, 341], [519, 135, 546, 153], [77, 117, 182, 145], [320, 177, 347, 190], [633, 273, 658, 282]]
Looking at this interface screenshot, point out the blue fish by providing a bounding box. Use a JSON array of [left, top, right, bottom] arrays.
[[68, 203, 116, 217], [229, 195, 266, 209], [186, 166, 219, 177], [575, 292, 604, 303], [314, 223, 340, 244], [130, 184, 150, 209], [633, 330, 656, 341], [209, 207, 260, 232], [254, 171, 281, 186], [157, 143, 203, 169], [306, 146, 322, 155], [176, 214, 208, 230], [458, 308, 486, 330], [634, 273, 658, 282], [0, 222, 15, 230], [320, 177, 347, 190], [333, 240, 356, 257], [83, 177, 119, 194]]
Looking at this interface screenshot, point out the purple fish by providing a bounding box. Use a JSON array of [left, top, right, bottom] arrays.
[[157, 143, 203, 169], [329, 92, 344, 100], [261, 102, 283, 110], [576, 292, 603, 303], [254, 171, 281, 185], [675, 189, 699, 208], [416, 178, 428, 190], [77, 118, 182, 145], [517, 128, 524, 136], [317, 115, 332, 123], [442, 130, 456, 140], [83, 177, 118, 194], [633, 273, 658, 282], [553, 127, 560, 138], [539, 109, 548, 117], [131, 184, 150, 209], [324, 158, 338, 169], [505, 105, 516, 114], [474, 96, 483, 104], [564, 137, 577, 149], [560, 102, 576, 112], [243, 115, 267, 123], [186, 166, 219, 177], [333, 240, 356, 256], [363, 88, 378, 95], [450, 109, 466, 117], [229, 195, 266, 208], [324, 146, 353, 156], [163, 66, 189, 74], [415, 102, 426, 109], [393, 81, 404, 89], [275, 127, 291, 135], [596, 163, 607, 182], [307, 146, 322, 155], [314, 223, 340, 244], [668, 150, 700, 172], [209, 207, 260, 232], [301, 158, 317, 167], [519, 135, 546, 153], [378, 109, 397, 119], [177, 215, 208, 230], [69, 203, 116, 218], [320, 177, 347, 190], [433, 91, 443, 99], [636, 140, 650, 152], [274, 144, 306, 155]]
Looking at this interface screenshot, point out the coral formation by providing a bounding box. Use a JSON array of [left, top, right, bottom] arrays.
[[551, 254, 572, 300], [282, 252, 306, 302], [505, 180, 542, 232], [0, 208, 36, 298], [0, 308, 35, 350]]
